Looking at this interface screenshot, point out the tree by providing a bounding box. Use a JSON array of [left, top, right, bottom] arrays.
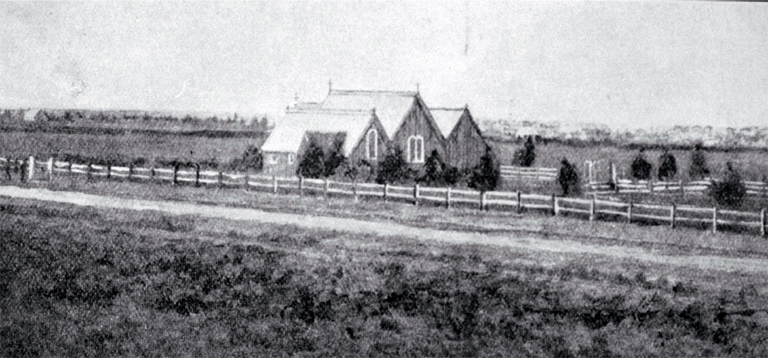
[[557, 158, 580, 196], [296, 141, 325, 178], [657, 150, 677, 181], [710, 162, 746, 208], [513, 136, 536, 167], [468, 147, 500, 192], [630, 150, 652, 181], [323, 138, 346, 177], [376, 147, 411, 184], [418, 150, 447, 186], [689, 143, 710, 180], [228, 145, 263, 172]]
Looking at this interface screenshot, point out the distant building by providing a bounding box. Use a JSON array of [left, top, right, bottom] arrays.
[[261, 86, 490, 177], [23, 108, 43, 122]]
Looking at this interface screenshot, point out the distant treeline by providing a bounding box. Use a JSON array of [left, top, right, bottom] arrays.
[[0, 108, 271, 131], [0, 124, 270, 139]]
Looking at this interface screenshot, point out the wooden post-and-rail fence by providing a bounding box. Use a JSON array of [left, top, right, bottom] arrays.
[[3, 156, 768, 237]]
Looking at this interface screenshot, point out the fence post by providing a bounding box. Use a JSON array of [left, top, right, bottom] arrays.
[[272, 175, 278, 194], [480, 191, 486, 211], [324, 178, 329, 198], [3, 159, 9, 181], [244, 174, 250, 191], [28, 156, 35, 181], [516, 191, 522, 213], [173, 165, 178, 185], [150, 167, 155, 181], [218, 171, 224, 188], [383, 183, 388, 203], [648, 179, 654, 195], [107, 164, 112, 180], [128, 164, 133, 180], [68, 161, 73, 173], [47, 157, 53, 181], [679, 180, 684, 197], [353, 180, 358, 202], [670, 204, 676, 229], [551, 194, 556, 216], [195, 166, 200, 187], [86, 163, 92, 181], [627, 201, 633, 224], [761, 208, 766, 238], [299, 176, 304, 197], [712, 207, 718, 234], [446, 187, 451, 209], [589, 197, 596, 222], [554, 196, 560, 216], [413, 184, 419, 206]]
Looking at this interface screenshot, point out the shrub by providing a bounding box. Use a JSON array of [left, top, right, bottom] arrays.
[[323, 138, 346, 177], [228, 145, 263, 172], [689, 143, 710, 180], [376, 147, 411, 184], [630, 150, 652, 181], [710, 162, 746, 208], [418, 150, 448, 187], [443, 166, 463, 186], [657, 150, 677, 181], [297, 141, 325, 178], [468, 147, 500, 192], [557, 158, 580, 196], [513, 136, 536, 167]]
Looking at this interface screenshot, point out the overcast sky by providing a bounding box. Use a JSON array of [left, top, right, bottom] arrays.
[[2, 1, 767, 129]]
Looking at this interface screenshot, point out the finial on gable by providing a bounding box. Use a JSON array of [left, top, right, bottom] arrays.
[[464, 103, 468, 110], [372, 107, 376, 115], [416, 82, 420, 93], [328, 79, 332, 94]]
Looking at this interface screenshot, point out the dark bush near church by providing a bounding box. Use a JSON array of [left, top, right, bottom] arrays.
[[710, 162, 746, 208]]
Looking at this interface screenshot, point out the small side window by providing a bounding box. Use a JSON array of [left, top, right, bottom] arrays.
[[267, 154, 278, 164], [288, 154, 295, 164]]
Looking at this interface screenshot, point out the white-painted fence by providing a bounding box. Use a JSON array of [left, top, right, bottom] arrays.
[[3, 156, 767, 237]]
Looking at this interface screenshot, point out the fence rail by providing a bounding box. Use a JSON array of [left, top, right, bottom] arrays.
[[588, 177, 768, 198], [3, 156, 767, 237], [500, 166, 558, 181]]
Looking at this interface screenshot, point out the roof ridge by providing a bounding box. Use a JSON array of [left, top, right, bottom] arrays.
[[286, 108, 373, 115], [330, 89, 417, 96], [430, 107, 465, 111]]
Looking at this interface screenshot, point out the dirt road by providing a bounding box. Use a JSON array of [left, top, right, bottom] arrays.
[[1, 185, 766, 273]]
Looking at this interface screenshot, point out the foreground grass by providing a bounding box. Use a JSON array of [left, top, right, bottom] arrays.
[[2, 198, 768, 357]]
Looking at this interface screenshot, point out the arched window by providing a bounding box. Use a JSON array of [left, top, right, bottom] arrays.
[[366, 128, 378, 160], [288, 153, 295, 165], [407, 135, 424, 163]]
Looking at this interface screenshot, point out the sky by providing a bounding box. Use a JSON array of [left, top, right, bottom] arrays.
[[1, 1, 767, 129]]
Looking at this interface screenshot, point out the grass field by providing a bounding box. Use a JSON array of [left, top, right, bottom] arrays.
[[2, 196, 768, 357], [0, 130, 267, 166]]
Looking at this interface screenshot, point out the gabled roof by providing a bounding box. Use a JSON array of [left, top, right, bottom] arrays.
[[261, 109, 374, 156], [320, 89, 417, 137], [430, 107, 465, 138]]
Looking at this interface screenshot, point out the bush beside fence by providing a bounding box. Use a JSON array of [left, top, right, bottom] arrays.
[[3, 156, 767, 237]]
